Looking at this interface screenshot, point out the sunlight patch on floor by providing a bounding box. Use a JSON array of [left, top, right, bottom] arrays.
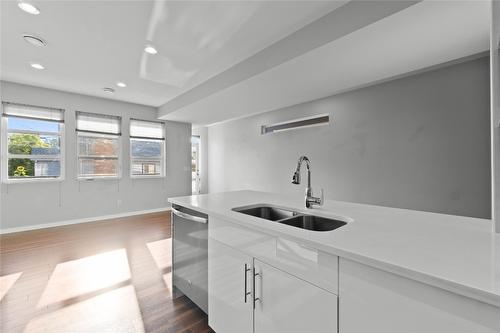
[[0, 272, 22, 301], [146, 238, 171, 270], [25, 285, 144, 333], [37, 249, 131, 307], [162, 272, 173, 296]]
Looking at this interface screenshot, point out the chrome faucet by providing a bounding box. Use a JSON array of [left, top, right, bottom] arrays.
[[292, 156, 323, 208]]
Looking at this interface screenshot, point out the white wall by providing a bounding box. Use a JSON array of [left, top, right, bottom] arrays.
[[0, 81, 192, 230], [207, 56, 491, 219]]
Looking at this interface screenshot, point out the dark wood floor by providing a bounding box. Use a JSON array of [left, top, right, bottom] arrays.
[[0, 212, 214, 333]]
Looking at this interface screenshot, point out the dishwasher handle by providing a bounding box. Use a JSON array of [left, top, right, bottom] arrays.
[[172, 207, 208, 224]]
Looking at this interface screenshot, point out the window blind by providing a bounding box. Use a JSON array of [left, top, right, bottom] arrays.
[[2, 102, 64, 122], [76, 112, 121, 135], [130, 119, 165, 140]]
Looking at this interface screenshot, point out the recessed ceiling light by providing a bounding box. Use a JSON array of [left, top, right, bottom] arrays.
[[116, 82, 127, 88], [18, 2, 40, 15], [103, 87, 115, 93], [23, 34, 46, 47], [30, 62, 44, 70], [144, 45, 157, 54]]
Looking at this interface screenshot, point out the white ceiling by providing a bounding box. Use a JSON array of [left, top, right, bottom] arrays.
[[0, 0, 344, 106], [1, 1, 491, 125], [159, 0, 491, 125]]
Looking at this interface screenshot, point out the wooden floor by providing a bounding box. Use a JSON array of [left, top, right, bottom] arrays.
[[0, 212, 214, 333]]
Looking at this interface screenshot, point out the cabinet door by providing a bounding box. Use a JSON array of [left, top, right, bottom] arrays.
[[208, 238, 253, 333], [339, 258, 500, 333], [254, 259, 338, 333]]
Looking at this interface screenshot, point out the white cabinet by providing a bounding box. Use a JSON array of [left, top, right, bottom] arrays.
[[207, 216, 500, 333], [208, 238, 253, 333], [339, 258, 500, 333], [208, 217, 339, 333], [209, 216, 339, 293], [254, 259, 338, 333]]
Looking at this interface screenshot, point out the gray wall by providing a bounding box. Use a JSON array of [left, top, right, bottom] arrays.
[[208, 56, 491, 219], [0, 81, 192, 230]]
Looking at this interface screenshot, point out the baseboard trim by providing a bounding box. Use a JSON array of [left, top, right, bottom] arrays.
[[0, 207, 171, 235]]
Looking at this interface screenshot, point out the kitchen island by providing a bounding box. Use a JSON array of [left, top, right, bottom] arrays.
[[169, 190, 500, 333]]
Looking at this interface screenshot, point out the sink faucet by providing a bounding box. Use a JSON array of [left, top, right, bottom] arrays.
[[292, 156, 323, 208]]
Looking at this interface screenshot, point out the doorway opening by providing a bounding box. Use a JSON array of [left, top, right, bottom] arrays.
[[191, 136, 201, 194]]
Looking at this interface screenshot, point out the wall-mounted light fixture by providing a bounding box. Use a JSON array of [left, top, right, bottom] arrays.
[[261, 114, 330, 135]]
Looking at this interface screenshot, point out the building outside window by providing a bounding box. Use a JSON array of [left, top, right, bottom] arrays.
[[1, 102, 65, 182], [76, 112, 121, 179], [130, 119, 165, 177]]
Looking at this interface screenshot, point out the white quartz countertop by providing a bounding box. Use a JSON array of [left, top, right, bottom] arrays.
[[169, 190, 500, 307]]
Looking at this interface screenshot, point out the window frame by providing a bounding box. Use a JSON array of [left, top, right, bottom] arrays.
[[129, 119, 166, 179], [1, 102, 65, 184], [75, 111, 122, 180]]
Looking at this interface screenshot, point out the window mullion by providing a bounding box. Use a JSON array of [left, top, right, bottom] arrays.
[[7, 129, 61, 136], [8, 154, 61, 160], [78, 156, 119, 159], [131, 157, 162, 161]]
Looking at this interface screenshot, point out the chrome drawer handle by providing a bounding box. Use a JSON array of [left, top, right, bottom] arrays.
[[171, 207, 207, 223], [253, 267, 260, 309], [244, 263, 251, 303]]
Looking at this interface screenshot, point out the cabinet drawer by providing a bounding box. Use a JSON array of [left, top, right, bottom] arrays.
[[270, 237, 338, 294], [209, 216, 275, 253], [209, 217, 338, 294]]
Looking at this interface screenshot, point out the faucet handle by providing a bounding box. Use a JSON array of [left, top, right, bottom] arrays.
[[319, 188, 324, 206]]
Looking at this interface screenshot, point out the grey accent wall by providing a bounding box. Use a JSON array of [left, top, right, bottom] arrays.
[[0, 81, 191, 230], [208, 56, 491, 219]]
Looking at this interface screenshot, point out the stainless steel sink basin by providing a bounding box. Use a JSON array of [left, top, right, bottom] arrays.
[[233, 205, 297, 221], [278, 215, 347, 232], [232, 204, 349, 232]]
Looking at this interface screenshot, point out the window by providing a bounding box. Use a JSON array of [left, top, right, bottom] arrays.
[[130, 119, 165, 177], [1, 102, 65, 182], [191, 135, 200, 194], [76, 112, 121, 179]]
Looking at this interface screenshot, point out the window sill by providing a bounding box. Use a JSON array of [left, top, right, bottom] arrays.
[[2, 177, 64, 184], [77, 176, 121, 181], [130, 175, 165, 179]]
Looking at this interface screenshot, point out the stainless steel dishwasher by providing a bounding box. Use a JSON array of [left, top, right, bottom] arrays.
[[171, 204, 208, 314]]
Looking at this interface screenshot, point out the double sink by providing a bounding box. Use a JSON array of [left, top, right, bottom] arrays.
[[232, 204, 349, 232]]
